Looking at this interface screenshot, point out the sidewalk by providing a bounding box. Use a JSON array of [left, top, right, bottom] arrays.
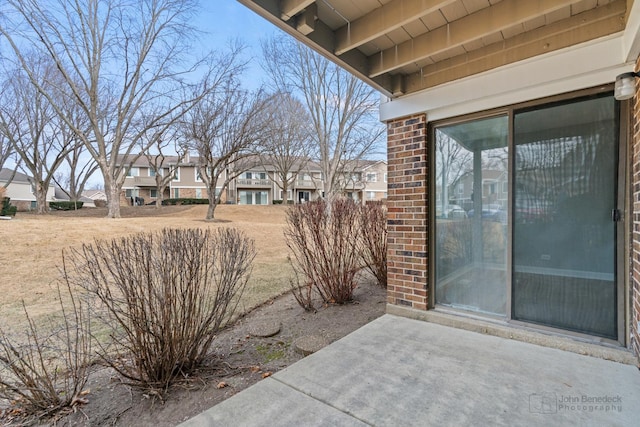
[[181, 314, 640, 426]]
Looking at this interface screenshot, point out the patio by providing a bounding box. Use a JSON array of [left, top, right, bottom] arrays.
[[181, 314, 639, 426]]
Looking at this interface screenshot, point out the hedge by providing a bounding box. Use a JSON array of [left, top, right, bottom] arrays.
[[161, 198, 210, 206], [49, 201, 84, 210]]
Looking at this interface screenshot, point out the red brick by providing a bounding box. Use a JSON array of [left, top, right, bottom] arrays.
[[386, 114, 428, 311]]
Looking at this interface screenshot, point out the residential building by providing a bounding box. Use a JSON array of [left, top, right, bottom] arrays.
[[0, 168, 55, 211], [241, 0, 640, 361], [118, 155, 387, 206], [53, 187, 98, 207], [81, 189, 107, 207]]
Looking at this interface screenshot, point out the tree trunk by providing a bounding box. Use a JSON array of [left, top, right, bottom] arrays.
[[155, 176, 166, 208], [105, 177, 122, 218], [35, 181, 48, 214], [282, 181, 289, 204], [206, 198, 217, 220]]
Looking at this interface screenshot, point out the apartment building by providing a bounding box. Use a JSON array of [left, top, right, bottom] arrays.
[[119, 155, 387, 206]]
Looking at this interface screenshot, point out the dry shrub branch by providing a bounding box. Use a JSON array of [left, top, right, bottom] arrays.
[[63, 228, 255, 391], [285, 199, 362, 308], [0, 280, 91, 421], [359, 201, 387, 288]]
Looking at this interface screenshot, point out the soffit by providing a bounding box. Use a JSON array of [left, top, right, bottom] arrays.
[[238, 0, 631, 98]]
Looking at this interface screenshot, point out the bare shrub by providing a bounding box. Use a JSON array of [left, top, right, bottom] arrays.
[[0, 280, 91, 421], [287, 261, 314, 311], [63, 227, 255, 391], [360, 201, 387, 287], [285, 199, 361, 307]]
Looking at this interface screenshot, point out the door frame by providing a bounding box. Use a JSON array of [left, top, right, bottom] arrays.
[[428, 84, 628, 347]]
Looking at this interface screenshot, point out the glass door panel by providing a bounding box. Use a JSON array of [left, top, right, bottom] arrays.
[[513, 95, 618, 339], [434, 115, 509, 316]]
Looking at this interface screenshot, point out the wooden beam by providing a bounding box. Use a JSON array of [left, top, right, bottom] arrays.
[[296, 2, 316, 35], [281, 0, 315, 21], [369, 0, 578, 77], [403, 1, 626, 94], [334, 0, 456, 55]]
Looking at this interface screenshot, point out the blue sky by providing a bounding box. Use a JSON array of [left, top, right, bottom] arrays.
[[195, 2, 283, 89]]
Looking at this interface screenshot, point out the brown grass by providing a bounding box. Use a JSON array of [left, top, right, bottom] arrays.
[[0, 205, 293, 333]]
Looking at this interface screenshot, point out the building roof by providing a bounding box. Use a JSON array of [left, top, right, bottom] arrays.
[[0, 168, 32, 183], [238, 0, 638, 99], [82, 189, 107, 200]]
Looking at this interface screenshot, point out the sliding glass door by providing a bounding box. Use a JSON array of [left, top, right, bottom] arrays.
[[434, 115, 509, 316], [433, 92, 621, 340], [512, 95, 618, 338]]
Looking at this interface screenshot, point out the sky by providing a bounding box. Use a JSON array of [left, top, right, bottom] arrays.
[[195, 2, 283, 90]]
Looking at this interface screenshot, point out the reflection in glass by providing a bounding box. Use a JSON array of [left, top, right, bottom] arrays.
[[513, 95, 617, 338], [435, 116, 508, 316]]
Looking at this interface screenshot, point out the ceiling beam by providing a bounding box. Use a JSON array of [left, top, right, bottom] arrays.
[[403, 1, 626, 94], [297, 2, 317, 35], [369, 0, 578, 78], [281, 0, 315, 21], [334, 0, 457, 56]]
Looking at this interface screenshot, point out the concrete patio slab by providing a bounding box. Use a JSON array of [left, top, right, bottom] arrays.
[[181, 314, 640, 426]]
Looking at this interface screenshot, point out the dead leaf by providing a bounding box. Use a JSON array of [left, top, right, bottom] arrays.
[[216, 381, 228, 389], [249, 365, 260, 373], [261, 372, 272, 378]]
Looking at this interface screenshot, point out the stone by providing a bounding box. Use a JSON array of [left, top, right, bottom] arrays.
[[248, 320, 281, 338], [293, 335, 329, 356]]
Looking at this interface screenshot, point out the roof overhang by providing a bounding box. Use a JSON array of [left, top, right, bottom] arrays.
[[238, 0, 640, 121]]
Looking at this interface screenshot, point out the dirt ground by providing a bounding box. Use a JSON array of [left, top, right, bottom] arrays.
[[0, 205, 387, 426]]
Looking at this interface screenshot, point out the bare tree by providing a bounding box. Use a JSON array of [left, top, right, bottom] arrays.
[[53, 149, 100, 207], [434, 131, 472, 215], [0, 85, 14, 173], [52, 86, 98, 206], [258, 92, 312, 204], [141, 129, 186, 208], [183, 85, 267, 220], [261, 36, 384, 199], [0, 59, 76, 214], [0, 0, 224, 218]]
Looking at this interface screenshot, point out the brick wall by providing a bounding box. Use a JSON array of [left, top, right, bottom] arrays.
[[631, 56, 640, 358], [386, 114, 429, 310]]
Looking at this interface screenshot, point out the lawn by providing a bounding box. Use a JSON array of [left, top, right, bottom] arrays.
[[0, 204, 294, 334]]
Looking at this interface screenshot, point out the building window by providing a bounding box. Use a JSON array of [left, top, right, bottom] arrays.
[[125, 189, 139, 198], [195, 168, 202, 182], [150, 189, 157, 198], [173, 167, 180, 182], [195, 188, 202, 198], [384, 173, 388, 182], [149, 168, 156, 177], [367, 191, 376, 200], [173, 188, 180, 198], [366, 172, 377, 182], [127, 167, 139, 177], [238, 190, 268, 205]]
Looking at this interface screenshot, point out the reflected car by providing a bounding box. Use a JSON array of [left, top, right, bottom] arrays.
[[436, 204, 467, 219], [468, 204, 504, 221]]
